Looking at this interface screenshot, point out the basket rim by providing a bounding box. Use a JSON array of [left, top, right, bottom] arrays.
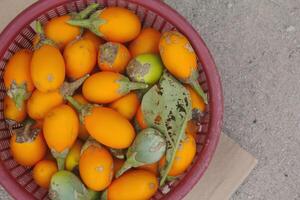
[[0, 0, 224, 199]]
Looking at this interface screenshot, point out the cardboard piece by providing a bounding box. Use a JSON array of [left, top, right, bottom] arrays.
[[184, 134, 257, 200], [0, 1, 258, 199]]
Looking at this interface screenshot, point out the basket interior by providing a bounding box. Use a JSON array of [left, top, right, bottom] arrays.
[[0, 0, 210, 199]]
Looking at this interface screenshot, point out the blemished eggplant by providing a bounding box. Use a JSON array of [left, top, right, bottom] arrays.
[[49, 170, 99, 200], [126, 53, 164, 85], [116, 128, 166, 177]]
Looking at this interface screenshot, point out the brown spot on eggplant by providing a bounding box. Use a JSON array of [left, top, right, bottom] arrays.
[[154, 115, 162, 125], [100, 43, 118, 66], [96, 165, 104, 172], [149, 141, 166, 152], [149, 182, 156, 190], [127, 59, 151, 82], [48, 74, 54, 82]]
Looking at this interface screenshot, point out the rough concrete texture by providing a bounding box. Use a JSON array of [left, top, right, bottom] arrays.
[[0, 0, 300, 199]]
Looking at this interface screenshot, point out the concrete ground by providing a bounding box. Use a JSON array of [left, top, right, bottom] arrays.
[[0, 0, 300, 199]]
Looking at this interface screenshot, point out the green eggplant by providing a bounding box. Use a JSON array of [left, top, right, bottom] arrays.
[[116, 128, 166, 177], [49, 170, 100, 200], [126, 54, 164, 85]]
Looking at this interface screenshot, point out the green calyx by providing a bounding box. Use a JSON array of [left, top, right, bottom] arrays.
[[116, 128, 166, 178], [100, 190, 108, 200], [34, 21, 57, 49], [68, 10, 106, 38], [7, 81, 30, 110], [66, 96, 93, 123], [14, 118, 40, 143], [69, 3, 102, 38], [185, 69, 208, 104], [51, 148, 69, 171], [49, 170, 99, 200], [72, 3, 102, 20], [115, 153, 143, 178], [60, 74, 89, 98], [126, 54, 164, 85], [117, 76, 149, 95]]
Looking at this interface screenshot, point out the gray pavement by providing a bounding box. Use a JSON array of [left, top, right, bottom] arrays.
[[0, 0, 300, 199]]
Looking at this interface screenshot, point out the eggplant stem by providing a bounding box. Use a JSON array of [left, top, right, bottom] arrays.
[[35, 21, 44, 36], [68, 13, 106, 38], [66, 96, 93, 123], [74, 3, 101, 20], [34, 21, 57, 48], [22, 121, 32, 138], [7, 81, 30, 110], [66, 96, 84, 112], [56, 157, 65, 171], [127, 82, 149, 91], [190, 80, 208, 104], [51, 148, 69, 171], [15, 119, 38, 143], [21, 119, 35, 139], [67, 19, 91, 29], [116, 160, 132, 178], [60, 74, 89, 98], [117, 78, 149, 95]]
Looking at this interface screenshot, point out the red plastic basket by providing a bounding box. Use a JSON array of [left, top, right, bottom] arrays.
[[0, 0, 223, 199]]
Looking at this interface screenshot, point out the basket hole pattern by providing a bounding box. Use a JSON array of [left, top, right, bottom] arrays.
[[17, 172, 32, 187], [25, 181, 39, 194], [0, 0, 210, 199]]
